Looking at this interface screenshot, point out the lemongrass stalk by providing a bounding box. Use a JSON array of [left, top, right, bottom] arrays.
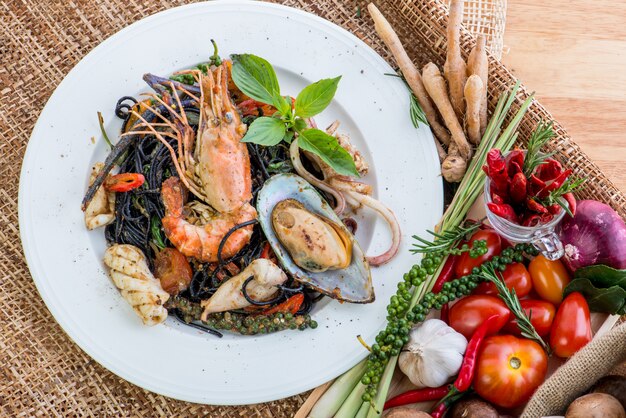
[[355, 401, 370, 418], [309, 360, 368, 418], [335, 382, 367, 418], [366, 355, 400, 418]]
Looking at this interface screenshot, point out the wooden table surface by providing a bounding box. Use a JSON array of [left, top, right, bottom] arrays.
[[502, 0, 626, 193]]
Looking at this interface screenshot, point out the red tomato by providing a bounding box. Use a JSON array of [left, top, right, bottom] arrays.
[[474, 335, 548, 408], [449, 295, 511, 340], [550, 292, 592, 358], [455, 230, 502, 278], [474, 262, 533, 298], [503, 299, 556, 337], [154, 248, 193, 295], [528, 255, 571, 304]]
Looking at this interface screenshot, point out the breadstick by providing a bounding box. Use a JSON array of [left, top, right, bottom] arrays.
[[464, 75, 483, 145], [467, 34, 488, 134], [443, 0, 467, 119], [422, 62, 471, 160], [368, 3, 451, 146]]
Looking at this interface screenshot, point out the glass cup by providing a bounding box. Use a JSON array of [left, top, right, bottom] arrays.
[[484, 177, 565, 260]]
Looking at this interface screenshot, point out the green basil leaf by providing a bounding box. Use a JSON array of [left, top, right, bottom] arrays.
[[297, 128, 358, 177], [283, 130, 295, 144], [294, 117, 308, 132], [564, 277, 626, 315], [241, 117, 286, 146], [295, 76, 341, 118], [272, 93, 291, 116], [231, 54, 280, 105], [575, 264, 626, 291]]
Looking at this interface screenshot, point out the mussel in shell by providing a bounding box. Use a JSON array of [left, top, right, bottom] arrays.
[[257, 173, 373, 303]]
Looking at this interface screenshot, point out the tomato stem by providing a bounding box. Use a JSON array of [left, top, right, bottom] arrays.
[[510, 356, 521, 369]]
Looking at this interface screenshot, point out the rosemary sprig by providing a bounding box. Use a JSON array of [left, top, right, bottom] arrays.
[[523, 121, 555, 177], [480, 264, 549, 351], [410, 221, 481, 254], [384, 72, 428, 127], [540, 177, 585, 216]]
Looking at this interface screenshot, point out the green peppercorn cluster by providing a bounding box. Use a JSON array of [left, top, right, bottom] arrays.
[[360, 242, 538, 403], [166, 297, 318, 335]]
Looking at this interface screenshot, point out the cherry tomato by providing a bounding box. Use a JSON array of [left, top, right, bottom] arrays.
[[455, 230, 502, 278], [474, 262, 533, 298], [449, 295, 511, 340], [528, 255, 571, 304], [474, 335, 548, 408], [154, 248, 193, 295], [550, 292, 592, 358], [104, 173, 145, 192], [503, 299, 556, 337]]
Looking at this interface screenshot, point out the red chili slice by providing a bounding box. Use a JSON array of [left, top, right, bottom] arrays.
[[104, 173, 145, 192]]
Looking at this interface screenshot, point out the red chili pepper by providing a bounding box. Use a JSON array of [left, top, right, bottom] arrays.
[[104, 173, 145, 192], [528, 174, 546, 197], [432, 255, 458, 294], [483, 149, 509, 197], [547, 204, 561, 215], [536, 158, 563, 181], [522, 214, 541, 227], [453, 315, 503, 392], [527, 198, 548, 214], [491, 193, 505, 205], [384, 385, 449, 410], [509, 172, 528, 204], [487, 203, 518, 223], [440, 303, 449, 323], [505, 149, 525, 175], [259, 294, 304, 316], [430, 402, 448, 418], [563, 192, 577, 216], [260, 243, 271, 259], [537, 168, 573, 198], [540, 213, 554, 223]]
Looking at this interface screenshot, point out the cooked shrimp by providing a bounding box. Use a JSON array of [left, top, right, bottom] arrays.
[[161, 177, 256, 262], [201, 258, 288, 319], [128, 63, 257, 262]]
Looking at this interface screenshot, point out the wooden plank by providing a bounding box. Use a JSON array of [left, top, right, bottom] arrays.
[[503, 0, 626, 192]]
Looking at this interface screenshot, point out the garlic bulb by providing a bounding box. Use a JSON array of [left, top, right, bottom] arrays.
[[398, 319, 468, 388]]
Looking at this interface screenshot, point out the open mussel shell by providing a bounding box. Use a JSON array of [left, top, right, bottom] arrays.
[[257, 173, 373, 303]]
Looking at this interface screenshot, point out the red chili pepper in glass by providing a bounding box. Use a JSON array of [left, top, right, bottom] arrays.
[[536, 158, 563, 181], [540, 213, 554, 223], [484, 149, 509, 196], [526, 198, 548, 214], [505, 149, 525, 175], [528, 174, 546, 197], [547, 204, 561, 215], [487, 202, 518, 223], [538, 168, 573, 197], [509, 172, 528, 204], [522, 214, 541, 227], [563, 192, 577, 216], [383, 385, 449, 410], [491, 193, 505, 205], [104, 173, 145, 192]]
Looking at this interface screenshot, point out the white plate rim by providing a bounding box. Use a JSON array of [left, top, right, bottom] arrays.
[[18, 0, 443, 405]]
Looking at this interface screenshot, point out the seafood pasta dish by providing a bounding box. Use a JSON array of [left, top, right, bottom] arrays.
[[81, 44, 399, 337]]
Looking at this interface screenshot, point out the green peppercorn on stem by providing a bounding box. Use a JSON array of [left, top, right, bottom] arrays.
[[165, 297, 317, 335]]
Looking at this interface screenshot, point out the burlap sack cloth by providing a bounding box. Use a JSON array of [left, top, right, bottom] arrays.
[[522, 321, 626, 417], [2, 0, 624, 416]]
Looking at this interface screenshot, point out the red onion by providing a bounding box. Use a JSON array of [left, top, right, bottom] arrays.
[[558, 200, 626, 271]]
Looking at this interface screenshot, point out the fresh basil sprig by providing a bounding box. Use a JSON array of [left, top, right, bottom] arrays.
[[231, 54, 358, 177]]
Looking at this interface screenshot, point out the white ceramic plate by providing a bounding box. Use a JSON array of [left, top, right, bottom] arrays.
[[19, 0, 442, 405]]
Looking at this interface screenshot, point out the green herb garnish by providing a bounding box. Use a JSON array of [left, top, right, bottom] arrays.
[[231, 54, 358, 177], [97, 111, 113, 149], [540, 177, 585, 216], [523, 121, 555, 177]]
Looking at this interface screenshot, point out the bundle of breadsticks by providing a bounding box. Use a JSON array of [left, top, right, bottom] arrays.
[[368, 1, 488, 182]]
